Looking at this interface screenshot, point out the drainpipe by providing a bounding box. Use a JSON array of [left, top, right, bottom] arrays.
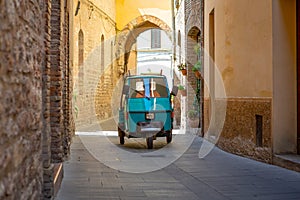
[[171, 0, 176, 87], [201, 0, 204, 136]]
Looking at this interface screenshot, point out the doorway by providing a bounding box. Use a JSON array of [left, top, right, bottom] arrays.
[[297, 0, 300, 154]]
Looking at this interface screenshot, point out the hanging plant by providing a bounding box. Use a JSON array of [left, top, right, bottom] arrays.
[[177, 84, 187, 96], [177, 63, 187, 76], [192, 61, 202, 79]]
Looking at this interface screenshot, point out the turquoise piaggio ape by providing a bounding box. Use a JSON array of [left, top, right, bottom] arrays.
[[118, 74, 178, 149]]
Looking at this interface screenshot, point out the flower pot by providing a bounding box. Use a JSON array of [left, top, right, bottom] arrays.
[[194, 71, 201, 79], [179, 89, 187, 96], [181, 69, 187, 76], [188, 119, 199, 128]]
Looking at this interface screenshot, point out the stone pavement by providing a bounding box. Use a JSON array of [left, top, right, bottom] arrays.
[[55, 132, 300, 200]]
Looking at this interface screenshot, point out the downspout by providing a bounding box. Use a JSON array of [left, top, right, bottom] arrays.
[[171, 0, 176, 87], [201, 0, 204, 136]]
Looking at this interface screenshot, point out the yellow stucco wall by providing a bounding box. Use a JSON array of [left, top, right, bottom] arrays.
[[91, 0, 116, 20], [204, 0, 298, 156], [115, 0, 172, 30], [204, 0, 273, 98]]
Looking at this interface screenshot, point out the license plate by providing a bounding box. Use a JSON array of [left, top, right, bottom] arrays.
[[145, 113, 155, 120]]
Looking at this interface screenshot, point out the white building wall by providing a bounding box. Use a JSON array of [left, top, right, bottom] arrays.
[[136, 29, 173, 87]]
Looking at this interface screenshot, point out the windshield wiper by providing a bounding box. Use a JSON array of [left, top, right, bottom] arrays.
[[130, 87, 150, 100]]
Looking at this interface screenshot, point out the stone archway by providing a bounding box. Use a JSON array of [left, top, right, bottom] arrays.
[[115, 15, 172, 76]]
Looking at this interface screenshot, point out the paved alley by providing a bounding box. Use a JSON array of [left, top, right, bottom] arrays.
[[55, 131, 300, 200]]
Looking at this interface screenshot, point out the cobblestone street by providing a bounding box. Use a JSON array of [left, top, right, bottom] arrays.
[[56, 132, 300, 200]]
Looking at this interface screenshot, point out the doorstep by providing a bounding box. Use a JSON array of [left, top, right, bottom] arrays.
[[273, 154, 300, 173]]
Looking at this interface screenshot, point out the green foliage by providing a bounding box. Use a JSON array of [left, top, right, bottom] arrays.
[[177, 84, 185, 90], [177, 63, 186, 71], [194, 43, 201, 54], [192, 60, 201, 72], [188, 110, 199, 120]]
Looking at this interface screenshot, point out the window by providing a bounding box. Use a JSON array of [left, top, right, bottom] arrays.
[[178, 30, 181, 62], [101, 34, 105, 73], [111, 41, 114, 83], [129, 78, 168, 98], [78, 30, 84, 66], [151, 29, 161, 49], [78, 29, 84, 94]]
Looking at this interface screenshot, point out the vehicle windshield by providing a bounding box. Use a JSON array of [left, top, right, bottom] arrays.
[[128, 77, 168, 98]]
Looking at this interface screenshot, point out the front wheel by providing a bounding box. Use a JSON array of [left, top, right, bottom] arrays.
[[146, 137, 153, 149]]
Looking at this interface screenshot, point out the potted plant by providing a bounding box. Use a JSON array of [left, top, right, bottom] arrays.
[[177, 63, 187, 76], [187, 110, 199, 128], [192, 60, 202, 79], [177, 84, 186, 96]]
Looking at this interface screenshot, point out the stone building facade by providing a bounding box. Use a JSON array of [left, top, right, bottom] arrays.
[[203, 0, 299, 167], [0, 0, 74, 199], [175, 0, 299, 171], [72, 0, 117, 130], [72, 0, 172, 131], [174, 0, 204, 132]]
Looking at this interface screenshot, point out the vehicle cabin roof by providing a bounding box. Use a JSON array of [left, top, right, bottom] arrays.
[[126, 74, 166, 79]]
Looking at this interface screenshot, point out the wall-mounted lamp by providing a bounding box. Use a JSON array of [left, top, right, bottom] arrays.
[[88, 5, 94, 19]]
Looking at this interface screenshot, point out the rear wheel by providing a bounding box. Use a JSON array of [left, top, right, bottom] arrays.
[[146, 137, 153, 149], [166, 130, 172, 143]]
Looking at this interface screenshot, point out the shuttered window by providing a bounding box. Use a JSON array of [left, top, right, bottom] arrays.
[[151, 29, 161, 49]]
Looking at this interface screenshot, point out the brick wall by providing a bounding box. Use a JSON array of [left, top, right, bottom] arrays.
[[0, 0, 44, 199], [0, 0, 74, 199], [62, 0, 74, 160], [50, 0, 64, 163], [50, 0, 73, 163], [41, 0, 55, 198], [216, 98, 272, 163], [185, 0, 203, 130]]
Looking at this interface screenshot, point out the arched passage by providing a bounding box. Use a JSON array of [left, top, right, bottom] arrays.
[[187, 26, 203, 132], [115, 15, 172, 76]]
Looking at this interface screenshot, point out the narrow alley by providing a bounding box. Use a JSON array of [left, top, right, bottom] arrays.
[[56, 132, 300, 200], [1, 0, 300, 199]]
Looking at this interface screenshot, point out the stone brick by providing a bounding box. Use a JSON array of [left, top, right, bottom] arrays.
[[0, 0, 74, 199], [209, 98, 273, 163], [0, 0, 46, 198]]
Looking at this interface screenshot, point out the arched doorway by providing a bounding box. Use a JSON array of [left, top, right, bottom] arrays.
[[187, 27, 204, 134], [115, 15, 172, 76]]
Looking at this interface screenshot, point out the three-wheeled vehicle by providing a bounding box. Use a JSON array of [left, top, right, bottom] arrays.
[[118, 74, 178, 149]]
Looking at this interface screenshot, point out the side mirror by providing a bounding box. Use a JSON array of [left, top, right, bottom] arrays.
[[122, 85, 129, 95], [171, 86, 178, 96]]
